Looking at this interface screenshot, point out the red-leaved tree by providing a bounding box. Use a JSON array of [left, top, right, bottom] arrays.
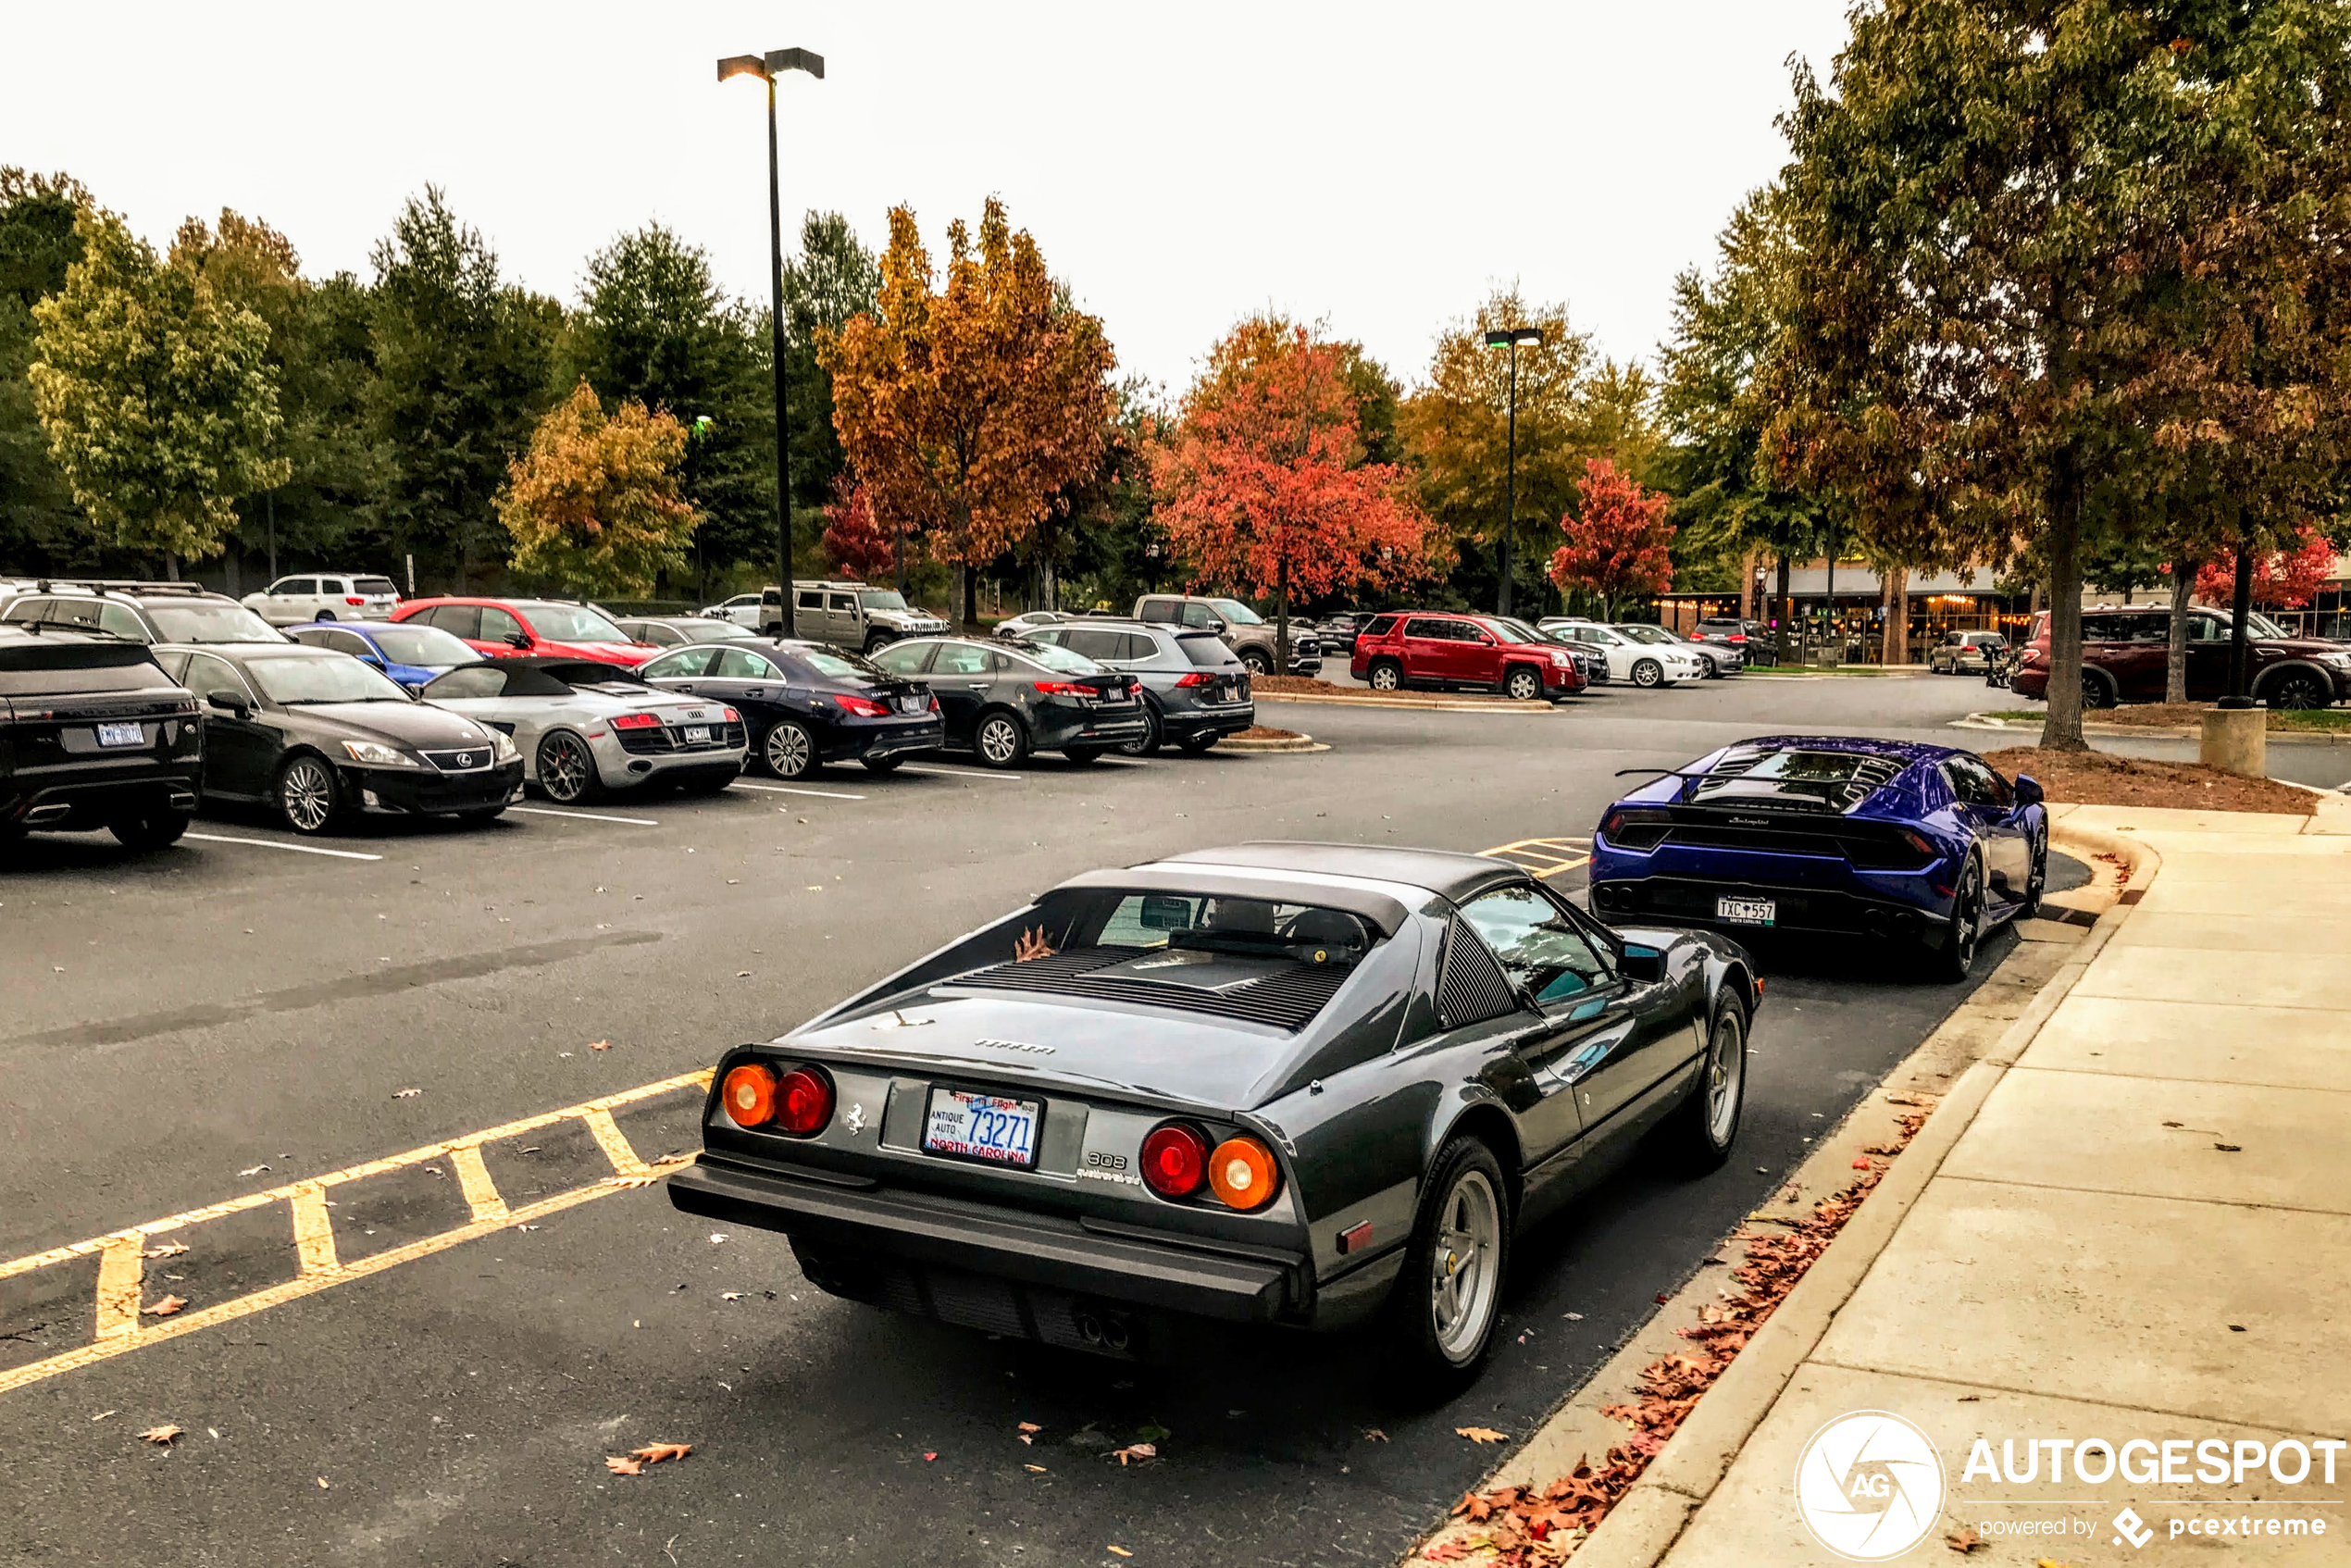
[[2192, 526, 2338, 610], [1149, 320, 1437, 666], [1546, 458, 1673, 618], [820, 475, 896, 583]]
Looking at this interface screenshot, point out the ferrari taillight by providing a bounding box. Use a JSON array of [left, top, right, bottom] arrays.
[[721, 1064, 777, 1128], [1209, 1136, 1280, 1212], [1140, 1123, 1209, 1199], [775, 1066, 834, 1137]]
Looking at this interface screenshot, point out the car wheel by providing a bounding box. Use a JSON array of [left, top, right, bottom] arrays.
[[1119, 703, 1163, 757], [1177, 731, 1221, 754], [864, 633, 889, 656], [109, 809, 191, 851], [975, 710, 1029, 769], [1933, 855, 1986, 981], [1366, 659, 1402, 691], [1632, 658, 1663, 688], [275, 754, 341, 835], [2081, 669, 2116, 710], [763, 719, 816, 779], [1503, 666, 1543, 702], [2018, 821, 2048, 919], [2261, 669, 2331, 711], [1666, 995, 1748, 1170], [1064, 745, 1104, 764], [1389, 1136, 1511, 1386], [535, 731, 601, 804], [861, 755, 904, 775], [315, 610, 336, 622], [1241, 648, 1272, 676]]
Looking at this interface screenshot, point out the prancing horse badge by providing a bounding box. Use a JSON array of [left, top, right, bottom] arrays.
[[844, 1102, 866, 1135]]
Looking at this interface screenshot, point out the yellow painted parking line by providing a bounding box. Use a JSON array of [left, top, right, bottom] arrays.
[[291, 1181, 339, 1276], [580, 1106, 652, 1178], [1484, 835, 1593, 878], [93, 1237, 142, 1342], [448, 1145, 508, 1224]]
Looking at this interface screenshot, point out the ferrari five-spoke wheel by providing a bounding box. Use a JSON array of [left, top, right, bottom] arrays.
[[2263, 670, 2331, 711], [1118, 703, 1163, 757], [1667, 997, 1747, 1169], [1504, 666, 1543, 702], [1632, 658, 1663, 688], [535, 732, 598, 803], [1366, 660, 1402, 691], [976, 712, 1029, 769], [1935, 857, 1985, 981], [764, 719, 815, 779], [2021, 825, 2048, 919], [276, 755, 339, 835], [1390, 1136, 1511, 1383]]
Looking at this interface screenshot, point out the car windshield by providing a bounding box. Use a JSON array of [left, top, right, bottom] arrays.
[[366, 625, 481, 666], [793, 647, 882, 679], [857, 590, 909, 612], [1488, 617, 1544, 643], [146, 601, 284, 643], [2247, 611, 2289, 639], [1207, 598, 1263, 626], [1020, 642, 1102, 674], [678, 620, 755, 642], [247, 654, 413, 704], [1615, 624, 1675, 644], [521, 604, 629, 641]]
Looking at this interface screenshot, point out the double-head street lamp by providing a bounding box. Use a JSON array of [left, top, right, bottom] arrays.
[[718, 46, 825, 639], [1484, 326, 1543, 616]]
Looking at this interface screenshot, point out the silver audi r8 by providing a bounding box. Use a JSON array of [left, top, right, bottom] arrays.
[[418, 656, 747, 802]]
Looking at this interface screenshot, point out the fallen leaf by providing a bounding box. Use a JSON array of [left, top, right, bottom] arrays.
[[238, 1164, 270, 1177], [1423, 1545, 1471, 1562], [1018, 1421, 1042, 1434], [1947, 1527, 1986, 1553], [142, 1241, 188, 1260], [1108, 1549, 1133, 1559], [591, 1040, 611, 1052], [1025, 1462, 1047, 1472], [138, 1425, 180, 1444], [1851, 1157, 1872, 1169], [1456, 1426, 1509, 1444], [1111, 1441, 1158, 1465], [1014, 926, 1057, 962], [737, 971, 752, 978], [604, 1455, 643, 1475], [392, 1088, 421, 1099], [721, 1291, 743, 1301], [143, 1295, 187, 1317], [924, 1450, 938, 1462], [2215, 1142, 2243, 1152], [630, 1442, 691, 1465], [708, 1233, 728, 1245], [92, 1410, 118, 1422], [1363, 1428, 1388, 1442], [317, 1476, 330, 1488], [2162, 1119, 2183, 1127]]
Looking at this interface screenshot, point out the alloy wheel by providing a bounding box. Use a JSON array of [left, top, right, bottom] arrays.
[[537, 733, 592, 803], [1633, 659, 1662, 688], [1948, 861, 1983, 976], [1705, 1008, 1746, 1146], [2081, 670, 2112, 709], [2266, 672, 2329, 711], [279, 758, 336, 834], [1505, 668, 1542, 702], [765, 721, 813, 778], [978, 716, 1023, 766], [1428, 1167, 1501, 1363], [2023, 828, 2048, 915], [1118, 704, 1162, 757], [1368, 663, 1401, 691]]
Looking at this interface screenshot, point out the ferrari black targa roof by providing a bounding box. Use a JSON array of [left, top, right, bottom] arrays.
[[1041, 843, 1523, 937]]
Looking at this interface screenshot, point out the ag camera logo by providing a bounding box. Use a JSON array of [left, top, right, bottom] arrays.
[[1794, 1411, 1947, 1560]]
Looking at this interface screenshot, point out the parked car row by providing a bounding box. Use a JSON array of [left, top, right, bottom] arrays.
[[2009, 606, 2350, 709]]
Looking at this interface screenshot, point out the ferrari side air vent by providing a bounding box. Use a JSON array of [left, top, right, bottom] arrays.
[[956, 950, 1349, 1031]]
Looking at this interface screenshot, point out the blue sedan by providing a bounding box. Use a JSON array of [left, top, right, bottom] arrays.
[[286, 620, 487, 691], [1587, 735, 2047, 979]]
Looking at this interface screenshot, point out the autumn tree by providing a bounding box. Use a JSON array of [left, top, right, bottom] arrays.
[[1547, 457, 1673, 619], [29, 206, 289, 569], [1151, 319, 1437, 666], [824, 198, 1114, 628], [496, 380, 697, 598], [819, 473, 896, 582], [2193, 527, 2337, 610]]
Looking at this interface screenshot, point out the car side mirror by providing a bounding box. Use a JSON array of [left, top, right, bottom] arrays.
[[206, 691, 248, 719], [1206, 618, 1227, 634], [2013, 775, 2044, 808], [504, 633, 530, 650], [1618, 944, 1666, 983]]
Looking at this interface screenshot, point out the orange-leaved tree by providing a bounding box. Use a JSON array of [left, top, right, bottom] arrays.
[[1546, 457, 1673, 619], [1150, 319, 1437, 667], [823, 198, 1114, 628], [496, 380, 697, 598]]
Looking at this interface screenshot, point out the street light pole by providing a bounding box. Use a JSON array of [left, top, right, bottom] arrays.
[[719, 47, 824, 639], [1483, 327, 1542, 616]]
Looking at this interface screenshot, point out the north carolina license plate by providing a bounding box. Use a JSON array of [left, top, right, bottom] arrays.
[[923, 1088, 1040, 1168], [1716, 896, 1776, 927], [95, 721, 143, 747], [682, 725, 711, 743]]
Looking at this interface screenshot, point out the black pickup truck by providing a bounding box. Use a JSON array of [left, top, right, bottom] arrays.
[[0, 626, 203, 850]]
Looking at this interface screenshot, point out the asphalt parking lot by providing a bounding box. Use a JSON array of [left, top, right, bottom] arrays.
[[1, 673, 2107, 1566]]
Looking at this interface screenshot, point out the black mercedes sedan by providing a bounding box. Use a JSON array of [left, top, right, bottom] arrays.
[[866, 636, 1148, 767], [154, 644, 523, 834], [636, 639, 943, 779], [670, 842, 1760, 1386]]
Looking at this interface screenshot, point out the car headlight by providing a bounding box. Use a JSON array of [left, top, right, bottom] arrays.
[[490, 729, 520, 763], [2319, 652, 2351, 670], [1549, 651, 1570, 666], [341, 739, 424, 767]]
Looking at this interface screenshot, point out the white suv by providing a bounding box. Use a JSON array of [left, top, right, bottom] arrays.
[[1539, 619, 1704, 687], [242, 572, 401, 625]]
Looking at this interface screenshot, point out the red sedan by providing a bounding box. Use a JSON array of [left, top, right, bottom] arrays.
[[390, 598, 661, 668], [1350, 612, 1586, 700]]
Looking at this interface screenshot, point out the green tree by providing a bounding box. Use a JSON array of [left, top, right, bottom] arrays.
[[0, 168, 91, 572], [368, 188, 558, 590], [29, 207, 289, 568], [497, 380, 698, 597], [783, 211, 881, 526]]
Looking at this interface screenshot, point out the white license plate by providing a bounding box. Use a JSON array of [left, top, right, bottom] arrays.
[[95, 721, 143, 748], [682, 725, 711, 743], [1716, 896, 1776, 927], [923, 1088, 1040, 1168]]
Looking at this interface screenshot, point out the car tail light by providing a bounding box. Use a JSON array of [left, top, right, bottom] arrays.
[[834, 693, 890, 717], [612, 712, 662, 730], [720, 1064, 777, 1128], [774, 1066, 834, 1136], [927, 693, 940, 712], [1173, 671, 1213, 687], [1728, 633, 1747, 642], [721, 707, 740, 723], [1900, 828, 1939, 858], [345, 595, 365, 605], [1139, 1123, 1209, 1199], [1209, 1135, 1280, 1211], [1031, 680, 1088, 696]]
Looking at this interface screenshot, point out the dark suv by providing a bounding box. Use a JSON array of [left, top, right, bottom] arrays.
[[1693, 617, 1774, 666], [2012, 607, 2351, 709], [1, 626, 203, 850], [1015, 619, 1254, 754], [0, 580, 287, 646]]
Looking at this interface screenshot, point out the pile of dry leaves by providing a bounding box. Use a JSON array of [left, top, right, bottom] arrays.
[[1428, 1099, 1934, 1565]]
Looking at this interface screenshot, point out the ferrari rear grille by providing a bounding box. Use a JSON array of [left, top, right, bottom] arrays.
[[956, 949, 1349, 1031]]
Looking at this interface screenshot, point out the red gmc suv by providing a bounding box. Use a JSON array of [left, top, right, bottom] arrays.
[[391, 598, 661, 668], [1350, 612, 1587, 700], [2011, 606, 2350, 709]]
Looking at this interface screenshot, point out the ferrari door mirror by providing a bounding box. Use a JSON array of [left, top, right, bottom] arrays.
[[1617, 944, 1666, 983], [2013, 774, 2044, 808]]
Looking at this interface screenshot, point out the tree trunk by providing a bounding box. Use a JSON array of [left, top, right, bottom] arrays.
[[164, 551, 181, 582], [1275, 554, 1290, 673], [2039, 459, 2088, 753], [957, 561, 976, 631], [1738, 551, 1758, 621], [1773, 554, 1794, 666], [1888, 566, 1909, 666], [2165, 552, 2194, 703]]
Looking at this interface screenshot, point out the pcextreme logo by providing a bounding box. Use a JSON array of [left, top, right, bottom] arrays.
[[1793, 1411, 1947, 1561]]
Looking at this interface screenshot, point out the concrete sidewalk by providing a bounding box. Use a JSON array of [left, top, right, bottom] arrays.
[[1611, 795, 2351, 1565]]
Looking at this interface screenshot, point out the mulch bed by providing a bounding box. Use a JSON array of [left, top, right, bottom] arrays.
[[1228, 725, 1303, 741], [1249, 674, 1518, 704], [1982, 746, 2313, 815]]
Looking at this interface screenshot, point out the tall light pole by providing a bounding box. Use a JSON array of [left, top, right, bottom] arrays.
[[718, 46, 824, 638], [1483, 326, 1543, 616]]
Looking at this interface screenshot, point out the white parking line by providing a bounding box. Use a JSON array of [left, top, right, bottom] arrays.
[[729, 782, 867, 801], [506, 805, 660, 827], [895, 764, 1023, 781], [184, 833, 384, 862]]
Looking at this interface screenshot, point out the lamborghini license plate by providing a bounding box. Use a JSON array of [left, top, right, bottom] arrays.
[[1715, 895, 1776, 927]]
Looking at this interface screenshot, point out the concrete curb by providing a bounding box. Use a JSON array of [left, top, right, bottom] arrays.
[[1255, 691, 1561, 715], [1213, 732, 1330, 754], [1438, 820, 2161, 1568], [1954, 710, 2351, 745]]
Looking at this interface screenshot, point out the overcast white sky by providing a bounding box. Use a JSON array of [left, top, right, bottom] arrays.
[[5, 2, 1851, 395]]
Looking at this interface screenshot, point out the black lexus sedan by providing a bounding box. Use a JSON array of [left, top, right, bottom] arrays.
[[866, 636, 1149, 767], [153, 644, 523, 834], [636, 639, 944, 779]]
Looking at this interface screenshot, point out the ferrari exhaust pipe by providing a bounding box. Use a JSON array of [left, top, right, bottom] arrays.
[[1074, 1311, 1104, 1347]]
